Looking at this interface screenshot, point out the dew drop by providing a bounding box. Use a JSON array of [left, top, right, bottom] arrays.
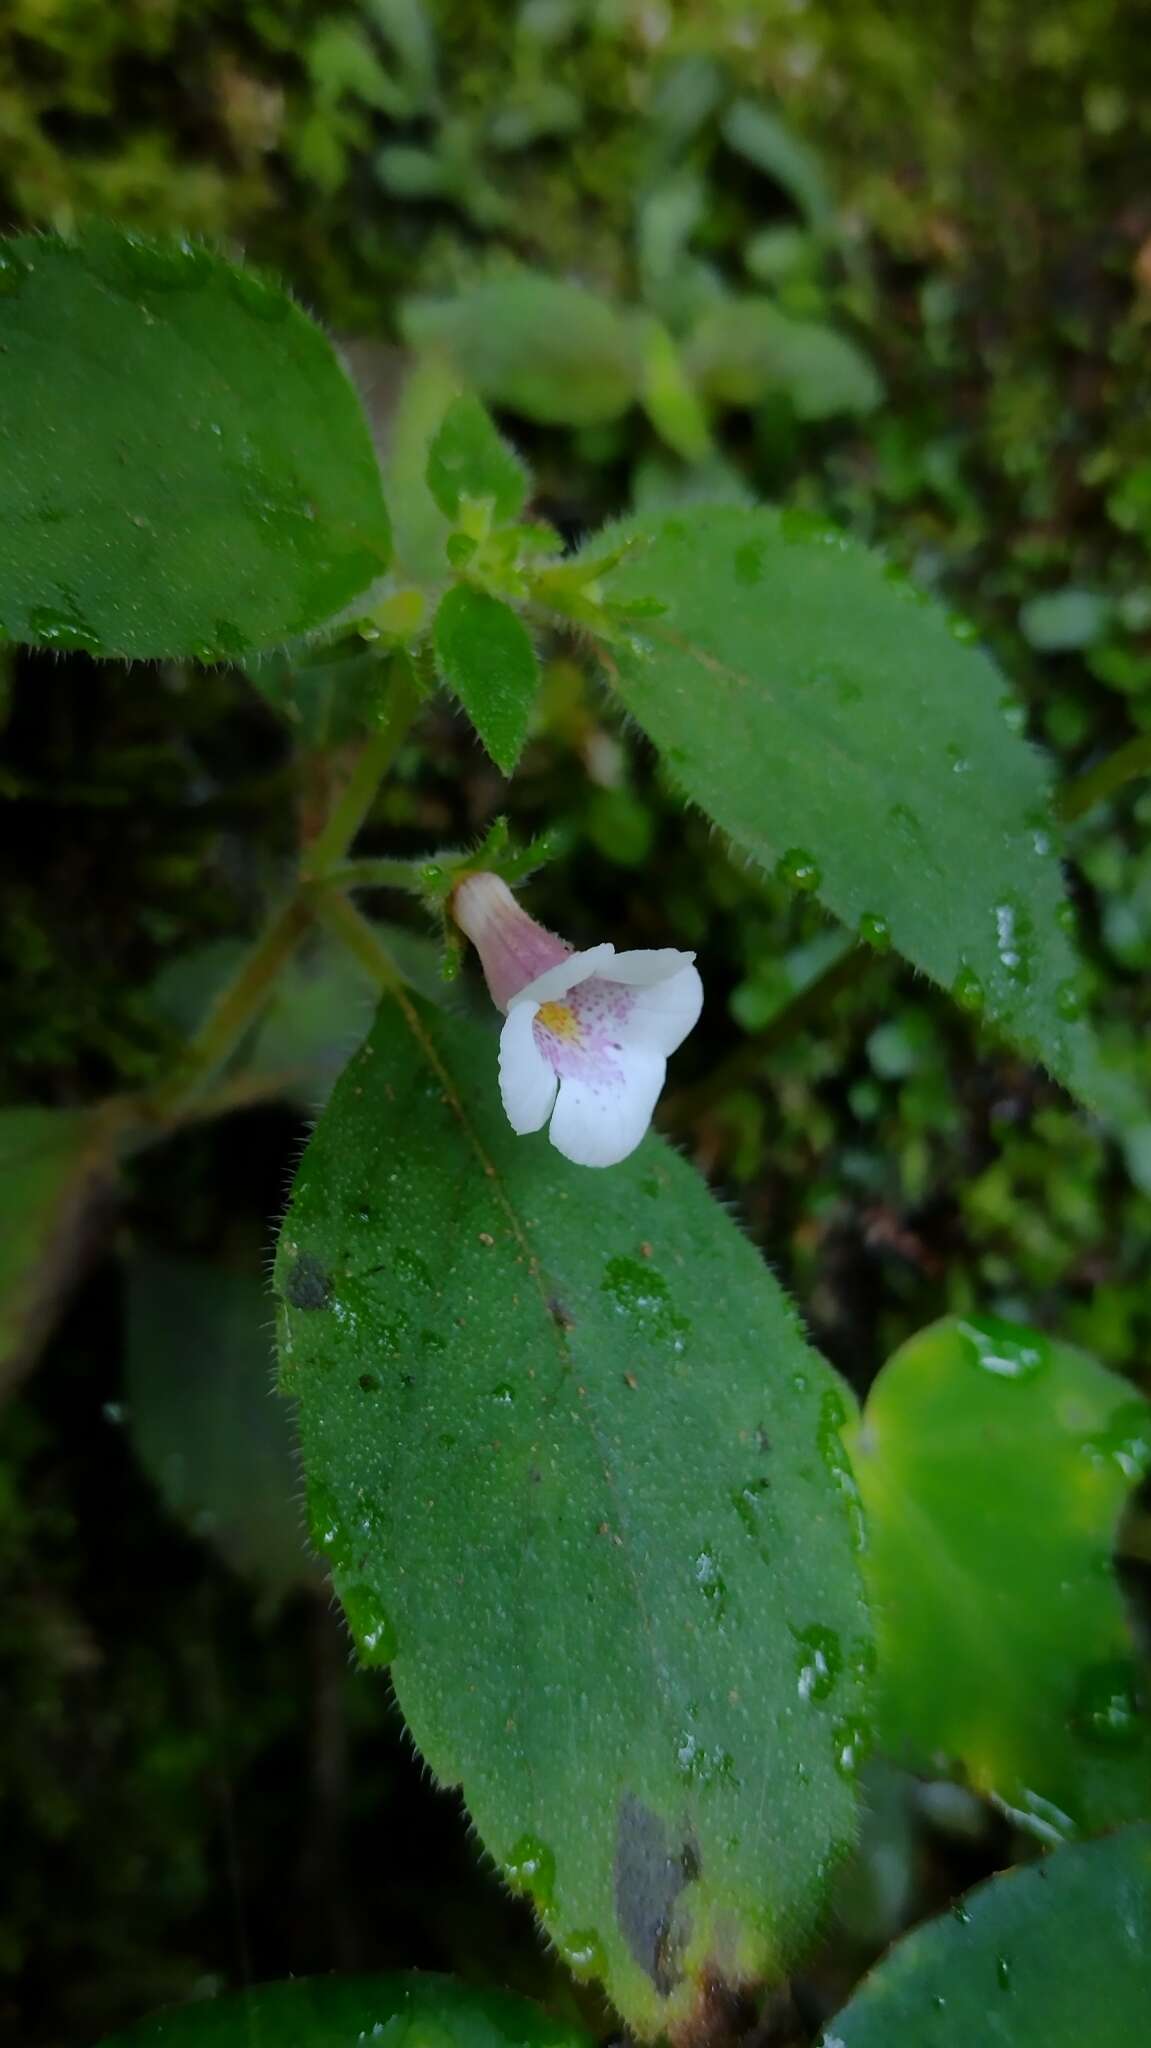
[[27, 602, 102, 654], [505, 1833, 556, 1908], [948, 610, 979, 643], [693, 1548, 727, 1616], [831, 1716, 870, 1778], [340, 1580, 398, 1668], [731, 1477, 771, 1550], [1070, 1659, 1144, 1750], [558, 1929, 606, 1980], [394, 1246, 434, 1289], [0, 246, 28, 296], [490, 1382, 516, 1406], [992, 898, 1035, 986], [775, 846, 822, 893], [999, 694, 1026, 736], [1055, 900, 1078, 936], [952, 962, 986, 1014], [1055, 977, 1083, 1021], [858, 911, 892, 951], [601, 1257, 689, 1343], [996, 1955, 1012, 1993], [958, 1315, 1048, 1382], [1081, 1400, 1151, 1481], [794, 1623, 843, 1704], [307, 1480, 356, 1573]]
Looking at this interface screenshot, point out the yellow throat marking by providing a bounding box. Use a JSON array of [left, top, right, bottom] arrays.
[[536, 1000, 581, 1043]]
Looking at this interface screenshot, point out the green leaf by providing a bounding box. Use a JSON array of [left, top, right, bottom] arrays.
[[639, 321, 713, 462], [686, 300, 882, 419], [720, 101, 833, 231], [434, 584, 539, 774], [274, 998, 872, 2037], [820, 1827, 1151, 2046], [125, 1253, 314, 1604], [95, 1970, 592, 2048], [591, 506, 1132, 1121], [402, 272, 640, 426], [849, 1315, 1151, 1839], [426, 395, 529, 523], [0, 1105, 122, 1397], [151, 924, 447, 1109], [384, 355, 462, 587], [0, 229, 391, 660]]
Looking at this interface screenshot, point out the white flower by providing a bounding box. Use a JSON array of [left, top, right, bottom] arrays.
[[452, 872, 703, 1169]]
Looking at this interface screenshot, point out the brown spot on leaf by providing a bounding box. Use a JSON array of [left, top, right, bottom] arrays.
[[284, 1251, 331, 1310], [614, 1794, 698, 1996]]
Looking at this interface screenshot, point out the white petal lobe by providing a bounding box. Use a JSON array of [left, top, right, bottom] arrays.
[[498, 1003, 558, 1133], [619, 962, 704, 1057], [547, 1046, 667, 1169]]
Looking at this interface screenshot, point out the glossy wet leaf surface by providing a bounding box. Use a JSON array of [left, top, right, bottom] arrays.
[[0, 229, 391, 659], [125, 1252, 314, 1603], [593, 506, 1131, 1122], [820, 1826, 1151, 2045], [97, 1970, 593, 2048], [0, 1104, 122, 1396], [850, 1315, 1151, 1838], [274, 997, 872, 2036], [435, 583, 540, 773]]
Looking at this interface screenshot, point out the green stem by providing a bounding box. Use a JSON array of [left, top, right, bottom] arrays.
[[1059, 732, 1151, 823], [302, 656, 423, 879], [146, 893, 313, 1117], [322, 856, 428, 894], [660, 943, 872, 1126], [313, 886, 405, 992]]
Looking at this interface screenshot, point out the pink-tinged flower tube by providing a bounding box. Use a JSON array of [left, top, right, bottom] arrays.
[[452, 872, 703, 1169]]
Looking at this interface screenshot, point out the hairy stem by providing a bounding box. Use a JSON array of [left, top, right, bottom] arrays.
[[322, 856, 429, 894], [312, 886, 406, 993], [302, 656, 423, 878], [145, 892, 313, 1117]]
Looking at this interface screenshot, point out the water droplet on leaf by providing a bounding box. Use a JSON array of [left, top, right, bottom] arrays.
[[775, 846, 821, 893], [958, 1315, 1048, 1381], [558, 1929, 606, 1980], [341, 1580, 398, 1667], [858, 911, 892, 951], [952, 963, 986, 1014], [1071, 1659, 1144, 1750], [794, 1624, 843, 1703], [505, 1833, 556, 1908]]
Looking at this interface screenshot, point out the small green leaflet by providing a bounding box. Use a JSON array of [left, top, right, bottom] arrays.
[[0, 229, 391, 660], [820, 1827, 1151, 2046], [590, 506, 1137, 1125], [426, 395, 528, 523], [274, 996, 872, 2037], [849, 1315, 1151, 1840], [434, 582, 540, 774]]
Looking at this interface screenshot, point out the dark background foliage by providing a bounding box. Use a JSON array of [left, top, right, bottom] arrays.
[[2, 2, 1150, 2041]]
